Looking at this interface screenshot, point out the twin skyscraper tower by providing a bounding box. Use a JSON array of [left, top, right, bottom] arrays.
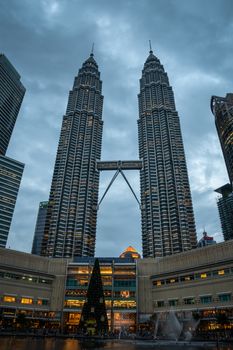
[[39, 48, 197, 258]]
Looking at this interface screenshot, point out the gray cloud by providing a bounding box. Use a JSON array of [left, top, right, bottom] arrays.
[[1, 0, 232, 256]]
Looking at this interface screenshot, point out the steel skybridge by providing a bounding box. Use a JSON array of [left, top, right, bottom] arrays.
[[96, 160, 143, 210]]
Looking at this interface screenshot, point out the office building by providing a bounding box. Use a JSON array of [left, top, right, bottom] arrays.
[[211, 94, 233, 242], [0, 53, 25, 155], [0, 54, 25, 248], [0, 155, 24, 247], [197, 230, 216, 248], [215, 184, 233, 241], [211, 94, 233, 185], [41, 52, 103, 258], [31, 201, 48, 255], [138, 48, 196, 258]]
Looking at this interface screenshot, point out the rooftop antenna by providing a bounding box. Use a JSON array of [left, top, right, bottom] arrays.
[[91, 42, 94, 56], [203, 225, 206, 234], [149, 40, 153, 54]]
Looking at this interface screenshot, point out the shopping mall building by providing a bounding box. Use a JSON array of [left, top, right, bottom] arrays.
[[0, 242, 233, 333], [0, 246, 138, 332]]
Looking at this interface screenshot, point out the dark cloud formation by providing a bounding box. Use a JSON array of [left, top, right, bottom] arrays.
[[1, 0, 232, 256]]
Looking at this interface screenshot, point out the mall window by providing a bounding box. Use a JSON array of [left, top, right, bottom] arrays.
[[66, 276, 89, 287], [218, 293, 231, 302], [101, 276, 112, 286], [113, 300, 136, 309], [105, 300, 112, 309], [104, 290, 112, 297], [37, 299, 49, 306], [100, 267, 112, 275], [183, 297, 195, 305], [200, 295, 212, 304], [166, 277, 178, 284], [66, 289, 87, 297], [21, 298, 33, 304], [180, 275, 194, 282], [114, 268, 135, 276], [115, 290, 135, 298], [3, 296, 16, 303], [196, 272, 211, 279], [157, 300, 164, 307], [213, 268, 230, 276], [65, 300, 85, 308], [114, 280, 136, 288], [153, 280, 165, 286], [68, 267, 89, 274], [169, 299, 179, 306]]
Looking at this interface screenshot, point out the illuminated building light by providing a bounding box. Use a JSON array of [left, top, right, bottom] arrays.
[[21, 298, 33, 304], [3, 296, 16, 303]]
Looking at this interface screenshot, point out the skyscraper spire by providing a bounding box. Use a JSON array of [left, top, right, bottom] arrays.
[[91, 42, 95, 56], [149, 40, 153, 54]]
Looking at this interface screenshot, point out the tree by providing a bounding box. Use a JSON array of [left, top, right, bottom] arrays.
[[79, 259, 108, 335]]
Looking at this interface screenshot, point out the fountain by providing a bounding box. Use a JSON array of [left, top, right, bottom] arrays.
[[152, 310, 200, 341], [162, 310, 183, 340], [183, 317, 200, 341], [150, 313, 160, 339]]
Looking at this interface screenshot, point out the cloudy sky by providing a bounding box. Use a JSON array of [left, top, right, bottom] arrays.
[[1, 0, 232, 256]]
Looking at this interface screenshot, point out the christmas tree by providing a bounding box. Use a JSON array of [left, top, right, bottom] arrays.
[[79, 258, 108, 335]]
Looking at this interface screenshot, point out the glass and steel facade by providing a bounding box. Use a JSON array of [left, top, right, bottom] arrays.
[[64, 257, 137, 333], [0, 54, 25, 248], [138, 50, 196, 258], [0, 155, 24, 247], [211, 93, 233, 185], [31, 201, 48, 255], [41, 53, 103, 258], [0, 54, 25, 156]]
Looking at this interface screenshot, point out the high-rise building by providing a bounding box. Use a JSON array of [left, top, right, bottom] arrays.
[[211, 94, 233, 185], [197, 230, 216, 248], [211, 94, 233, 241], [0, 155, 24, 247], [41, 53, 103, 258], [0, 54, 25, 248], [0, 54, 26, 155], [138, 48, 196, 258], [215, 184, 233, 241], [31, 201, 48, 255]]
